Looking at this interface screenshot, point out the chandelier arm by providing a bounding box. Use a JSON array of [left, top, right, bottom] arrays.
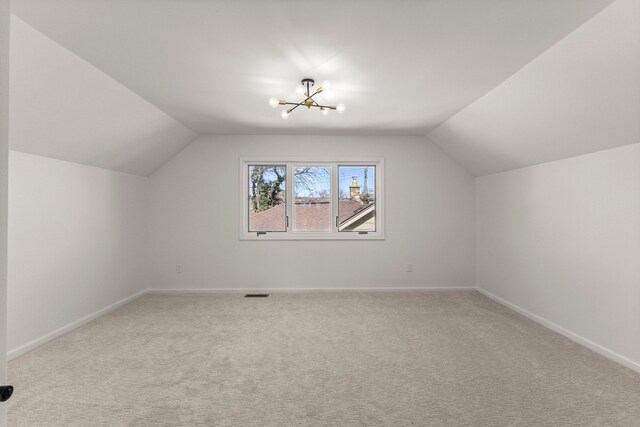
[[287, 103, 303, 114], [288, 91, 321, 110], [298, 90, 322, 105], [299, 88, 321, 101]]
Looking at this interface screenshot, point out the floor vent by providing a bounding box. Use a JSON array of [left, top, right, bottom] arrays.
[[244, 293, 269, 298]]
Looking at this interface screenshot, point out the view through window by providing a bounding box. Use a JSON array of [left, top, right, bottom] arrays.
[[248, 165, 286, 232], [243, 160, 383, 239], [338, 166, 376, 232], [294, 166, 331, 232]]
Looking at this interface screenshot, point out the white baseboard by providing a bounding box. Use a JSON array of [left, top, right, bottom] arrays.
[[148, 286, 476, 294], [8, 289, 149, 361], [477, 287, 640, 375]]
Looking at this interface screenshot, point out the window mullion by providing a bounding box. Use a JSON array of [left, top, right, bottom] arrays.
[[331, 163, 338, 234], [286, 163, 293, 232]]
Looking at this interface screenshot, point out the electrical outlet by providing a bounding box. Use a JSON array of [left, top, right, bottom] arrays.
[[176, 264, 183, 274], [406, 264, 413, 273]]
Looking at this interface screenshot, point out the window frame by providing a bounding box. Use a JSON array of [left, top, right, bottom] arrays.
[[247, 164, 287, 233], [292, 164, 333, 233], [240, 157, 385, 240]]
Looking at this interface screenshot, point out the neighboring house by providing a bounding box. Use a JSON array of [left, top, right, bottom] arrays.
[[338, 201, 375, 232], [249, 199, 375, 232], [250, 176, 375, 232]]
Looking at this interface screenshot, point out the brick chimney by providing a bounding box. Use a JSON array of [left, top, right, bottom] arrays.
[[350, 176, 361, 201]]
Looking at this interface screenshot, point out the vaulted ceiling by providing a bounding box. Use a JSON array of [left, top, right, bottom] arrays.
[[428, 0, 640, 175], [9, 16, 198, 176], [8, 0, 638, 176]]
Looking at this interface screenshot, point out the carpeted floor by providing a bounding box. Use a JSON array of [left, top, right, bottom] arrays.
[[8, 291, 640, 426]]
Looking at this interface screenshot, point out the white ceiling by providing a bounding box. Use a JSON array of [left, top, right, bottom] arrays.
[[9, 0, 636, 177], [428, 0, 640, 176], [11, 0, 612, 137], [9, 15, 198, 176]]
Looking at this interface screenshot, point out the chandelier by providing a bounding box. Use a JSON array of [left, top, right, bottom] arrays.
[[269, 78, 345, 119]]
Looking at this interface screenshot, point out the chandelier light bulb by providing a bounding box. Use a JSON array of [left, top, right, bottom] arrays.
[[295, 85, 305, 95], [336, 103, 346, 114], [321, 108, 329, 116], [321, 80, 331, 90], [269, 97, 279, 108], [281, 110, 290, 119]]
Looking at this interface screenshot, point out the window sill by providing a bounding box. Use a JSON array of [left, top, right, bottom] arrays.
[[239, 232, 385, 241]]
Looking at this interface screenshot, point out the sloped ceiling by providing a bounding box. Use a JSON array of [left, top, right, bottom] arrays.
[[9, 16, 198, 176], [11, 0, 612, 136], [427, 0, 640, 176]]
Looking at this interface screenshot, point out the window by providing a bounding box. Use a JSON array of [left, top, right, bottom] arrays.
[[338, 166, 376, 233], [240, 158, 384, 240], [248, 165, 286, 232], [294, 166, 331, 232]]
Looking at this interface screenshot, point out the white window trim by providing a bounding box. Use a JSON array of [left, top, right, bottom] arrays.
[[239, 157, 385, 240]]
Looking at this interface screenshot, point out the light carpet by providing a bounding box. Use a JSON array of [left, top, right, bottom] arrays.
[[8, 291, 640, 426]]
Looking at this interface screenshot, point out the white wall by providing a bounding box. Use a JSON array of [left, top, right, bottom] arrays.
[[7, 151, 149, 357], [1, 0, 9, 423], [476, 143, 640, 371], [148, 135, 476, 291]]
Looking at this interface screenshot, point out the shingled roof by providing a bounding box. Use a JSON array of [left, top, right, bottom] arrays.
[[249, 199, 373, 232]]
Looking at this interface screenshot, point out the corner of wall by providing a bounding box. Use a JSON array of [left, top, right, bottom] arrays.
[[423, 134, 476, 179]]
